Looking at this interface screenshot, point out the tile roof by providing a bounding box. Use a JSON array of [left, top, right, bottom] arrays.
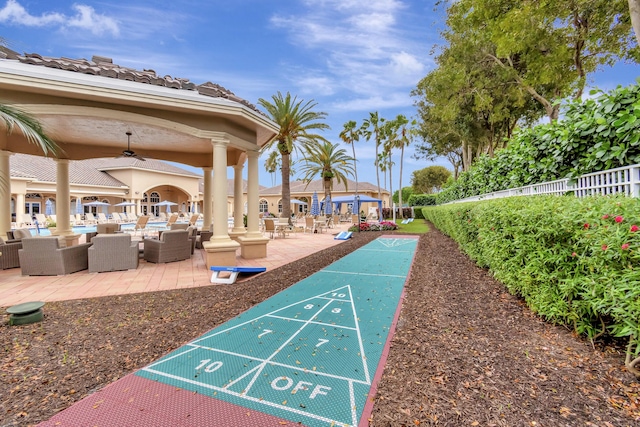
[[2, 49, 264, 115], [90, 157, 201, 177], [10, 153, 126, 187], [260, 178, 381, 195]]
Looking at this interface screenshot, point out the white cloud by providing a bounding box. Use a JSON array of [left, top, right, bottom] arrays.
[[0, 0, 119, 37], [269, 0, 430, 112]]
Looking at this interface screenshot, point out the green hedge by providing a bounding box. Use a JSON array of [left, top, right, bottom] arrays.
[[423, 196, 640, 360]]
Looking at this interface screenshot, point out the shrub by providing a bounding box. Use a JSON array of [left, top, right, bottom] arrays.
[[424, 195, 640, 374], [348, 221, 398, 232], [408, 194, 436, 206]]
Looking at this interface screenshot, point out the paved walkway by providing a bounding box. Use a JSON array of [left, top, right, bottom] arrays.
[[0, 224, 352, 308]]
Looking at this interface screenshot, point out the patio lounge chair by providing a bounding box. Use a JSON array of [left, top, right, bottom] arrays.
[[18, 237, 91, 276], [35, 214, 48, 225], [126, 212, 138, 222], [127, 215, 150, 236], [96, 213, 108, 223], [88, 234, 139, 273], [0, 236, 22, 270], [188, 214, 200, 226], [143, 229, 191, 263], [84, 213, 97, 225]]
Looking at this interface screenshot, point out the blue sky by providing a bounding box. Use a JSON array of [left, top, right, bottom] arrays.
[[1, 0, 638, 191]]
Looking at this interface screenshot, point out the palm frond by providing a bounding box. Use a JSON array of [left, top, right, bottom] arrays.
[[0, 104, 59, 156]]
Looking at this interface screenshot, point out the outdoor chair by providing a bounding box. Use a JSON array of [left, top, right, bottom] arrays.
[[19, 213, 33, 227], [188, 214, 200, 226], [97, 222, 121, 234], [18, 237, 91, 276], [143, 229, 192, 263], [7, 228, 33, 241], [127, 215, 150, 236], [196, 224, 213, 249], [88, 234, 139, 273], [126, 212, 138, 222], [0, 236, 22, 270], [35, 214, 48, 225], [304, 217, 315, 234], [96, 213, 109, 223], [84, 213, 98, 225]]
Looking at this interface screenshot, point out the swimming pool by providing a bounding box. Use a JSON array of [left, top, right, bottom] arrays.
[[23, 221, 197, 236]]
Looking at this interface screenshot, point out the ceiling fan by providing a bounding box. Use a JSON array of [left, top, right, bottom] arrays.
[[118, 131, 146, 161]]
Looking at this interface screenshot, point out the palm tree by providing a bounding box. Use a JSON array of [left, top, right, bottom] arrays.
[[264, 150, 280, 187], [258, 92, 329, 223], [394, 115, 414, 219], [361, 112, 385, 199], [0, 103, 58, 156], [298, 141, 355, 203], [338, 120, 360, 192]]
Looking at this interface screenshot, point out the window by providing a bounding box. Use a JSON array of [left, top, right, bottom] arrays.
[[259, 199, 268, 213]]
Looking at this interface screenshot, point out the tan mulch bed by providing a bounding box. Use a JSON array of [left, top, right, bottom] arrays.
[[1, 225, 639, 426]]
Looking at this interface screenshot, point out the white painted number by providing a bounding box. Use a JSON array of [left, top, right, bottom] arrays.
[[316, 339, 329, 347], [258, 329, 273, 339], [331, 293, 346, 298], [304, 304, 314, 310], [331, 308, 341, 313], [195, 359, 223, 373]]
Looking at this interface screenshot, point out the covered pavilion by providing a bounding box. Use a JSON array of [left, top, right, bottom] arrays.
[[0, 50, 279, 266]]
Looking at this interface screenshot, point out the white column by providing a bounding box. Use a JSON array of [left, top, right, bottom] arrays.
[[15, 193, 25, 222], [211, 138, 230, 241], [55, 159, 72, 234], [232, 163, 245, 233], [245, 150, 261, 237], [203, 167, 212, 229], [0, 151, 11, 236]]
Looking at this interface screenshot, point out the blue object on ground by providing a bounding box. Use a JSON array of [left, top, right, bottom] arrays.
[[334, 231, 353, 240], [210, 266, 267, 284]]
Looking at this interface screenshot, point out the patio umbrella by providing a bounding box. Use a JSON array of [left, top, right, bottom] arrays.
[[153, 200, 178, 213], [75, 198, 82, 214], [114, 201, 136, 207], [290, 199, 307, 205], [84, 201, 111, 207], [45, 199, 53, 215], [324, 195, 332, 216], [310, 191, 320, 216]]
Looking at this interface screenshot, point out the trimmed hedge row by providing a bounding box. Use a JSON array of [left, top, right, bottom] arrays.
[[423, 196, 640, 364]]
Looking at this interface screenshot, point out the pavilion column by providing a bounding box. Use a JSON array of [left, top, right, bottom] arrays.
[[202, 137, 239, 268], [0, 151, 11, 238], [15, 193, 25, 224], [54, 159, 80, 246], [238, 150, 269, 259], [229, 163, 246, 240], [202, 167, 212, 230]]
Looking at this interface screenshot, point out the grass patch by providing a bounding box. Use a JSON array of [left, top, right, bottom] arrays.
[[396, 219, 429, 234]]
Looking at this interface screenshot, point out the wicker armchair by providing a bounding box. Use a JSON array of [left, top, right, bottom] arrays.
[[18, 237, 91, 276], [88, 234, 139, 273], [196, 224, 213, 249], [143, 229, 191, 263], [0, 237, 22, 270]]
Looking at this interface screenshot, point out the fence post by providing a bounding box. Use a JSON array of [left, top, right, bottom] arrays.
[[632, 165, 640, 198]]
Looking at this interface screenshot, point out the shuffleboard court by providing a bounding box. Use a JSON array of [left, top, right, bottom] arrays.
[[136, 236, 418, 426]]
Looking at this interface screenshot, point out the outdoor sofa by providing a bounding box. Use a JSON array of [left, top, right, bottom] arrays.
[[88, 233, 139, 273], [18, 237, 91, 276], [143, 229, 191, 263]]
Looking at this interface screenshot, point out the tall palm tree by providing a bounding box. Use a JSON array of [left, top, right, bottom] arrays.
[[338, 120, 360, 192], [258, 92, 329, 222], [394, 115, 413, 219], [361, 111, 385, 199], [0, 103, 58, 156], [298, 141, 355, 203], [264, 150, 280, 187]]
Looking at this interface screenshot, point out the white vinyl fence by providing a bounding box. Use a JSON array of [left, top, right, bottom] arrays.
[[448, 164, 640, 204]]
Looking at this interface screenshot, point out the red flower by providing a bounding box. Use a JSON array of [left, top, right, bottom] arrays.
[[602, 214, 609, 219], [622, 243, 630, 250], [615, 216, 623, 223], [584, 223, 589, 229], [602, 245, 608, 251], [571, 252, 577, 257], [631, 225, 639, 233]]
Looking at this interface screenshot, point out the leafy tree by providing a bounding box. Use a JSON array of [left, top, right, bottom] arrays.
[[412, 166, 452, 194], [258, 92, 329, 221], [298, 141, 355, 203], [391, 115, 413, 216], [393, 187, 414, 205], [446, 0, 637, 122]]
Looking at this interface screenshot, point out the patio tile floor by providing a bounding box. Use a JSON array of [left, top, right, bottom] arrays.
[[0, 224, 351, 308]]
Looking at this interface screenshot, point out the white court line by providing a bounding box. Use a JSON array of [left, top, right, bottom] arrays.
[[242, 299, 334, 395], [349, 380, 357, 427], [180, 343, 371, 385], [319, 270, 407, 279], [191, 285, 353, 344], [358, 248, 415, 253], [266, 314, 358, 330], [145, 346, 199, 369], [142, 368, 352, 427]]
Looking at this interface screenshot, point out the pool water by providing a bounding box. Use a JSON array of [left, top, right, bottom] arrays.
[[24, 221, 198, 236]]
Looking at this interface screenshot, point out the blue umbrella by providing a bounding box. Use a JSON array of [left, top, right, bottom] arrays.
[[75, 198, 82, 214], [324, 195, 332, 215], [310, 191, 320, 216], [45, 199, 53, 215]]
